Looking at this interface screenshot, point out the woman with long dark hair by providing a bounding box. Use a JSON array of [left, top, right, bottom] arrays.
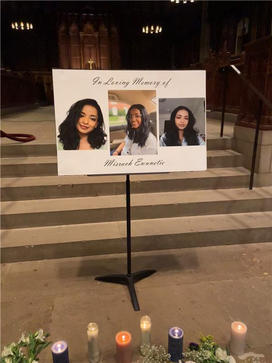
[[160, 105, 204, 146], [58, 99, 107, 150], [113, 104, 157, 155]]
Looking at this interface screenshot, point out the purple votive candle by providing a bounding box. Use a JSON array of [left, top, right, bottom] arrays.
[[51, 340, 69, 363], [168, 327, 183, 362]]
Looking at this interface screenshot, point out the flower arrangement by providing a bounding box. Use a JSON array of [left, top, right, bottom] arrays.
[[139, 336, 236, 363], [140, 344, 171, 363], [1, 329, 51, 363], [183, 335, 236, 363]]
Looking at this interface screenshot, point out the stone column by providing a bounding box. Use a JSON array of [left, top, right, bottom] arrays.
[[69, 21, 81, 69], [110, 25, 121, 69], [99, 22, 109, 70], [199, 2, 210, 63], [234, 36, 272, 185], [58, 20, 70, 69]]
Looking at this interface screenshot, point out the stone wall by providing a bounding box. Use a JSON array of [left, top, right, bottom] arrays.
[[234, 127, 272, 186]]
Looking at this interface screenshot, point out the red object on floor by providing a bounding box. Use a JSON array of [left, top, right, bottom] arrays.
[[0, 130, 36, 142]]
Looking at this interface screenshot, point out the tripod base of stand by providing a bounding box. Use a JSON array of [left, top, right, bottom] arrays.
[[95, 269, 156, 311]]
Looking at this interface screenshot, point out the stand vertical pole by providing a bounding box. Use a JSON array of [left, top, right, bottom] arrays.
[[126, 174, 131, 275], [95, 174, 156, 311]]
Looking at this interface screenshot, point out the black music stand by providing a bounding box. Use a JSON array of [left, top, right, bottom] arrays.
[[95, 174, 156, 311]]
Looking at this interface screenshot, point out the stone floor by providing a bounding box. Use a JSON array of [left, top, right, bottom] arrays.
[[2, 107, 271, 362], [1, 243, 272, 362]]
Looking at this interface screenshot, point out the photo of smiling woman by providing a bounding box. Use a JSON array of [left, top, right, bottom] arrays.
[[58, 98, 107, 150], [113, 104, 157, 155], [160, 105, 205, 147]]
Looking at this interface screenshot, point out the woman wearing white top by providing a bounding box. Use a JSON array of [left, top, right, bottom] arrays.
[[113, 104, 157, 155]]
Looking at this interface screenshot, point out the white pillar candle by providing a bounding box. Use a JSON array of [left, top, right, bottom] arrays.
[[140, 315, 151, 346], [87, 322, 100, 363], [230, 321, 247, 355]]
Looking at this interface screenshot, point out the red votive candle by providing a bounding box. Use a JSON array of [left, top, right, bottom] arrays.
[[115, 331, 132, 363]]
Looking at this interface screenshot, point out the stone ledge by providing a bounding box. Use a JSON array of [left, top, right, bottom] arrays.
[[234, 126, 272, 176]]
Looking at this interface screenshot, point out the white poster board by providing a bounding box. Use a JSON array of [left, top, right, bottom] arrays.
[[52, 69, 206, 175]]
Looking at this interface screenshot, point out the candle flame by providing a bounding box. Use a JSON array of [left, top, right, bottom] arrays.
[[116, 331, 131, 345], [54, 342, 66, 353], [169, 327, 183, 339], [87, 322, 98, 337], [232, 321, 247, 334], [140, 315, 151, 330]]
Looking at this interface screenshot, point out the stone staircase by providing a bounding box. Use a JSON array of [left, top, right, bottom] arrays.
[[1, 137, 272, 263]]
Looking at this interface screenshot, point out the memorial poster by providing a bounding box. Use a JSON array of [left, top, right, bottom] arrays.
[[52, 69, 206, 175]]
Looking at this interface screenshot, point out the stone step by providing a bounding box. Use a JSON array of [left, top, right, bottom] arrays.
[[2, 187, 271, 229], [207, 137, 233, 150], [0, 137, 233, 157], [0, 149, 243, 177], [1, 156, 57, 177], [206, 149, 243, 168], [1, 143, 57, 158], [2, 211, 272, 263], [1, 167, 250, 201]]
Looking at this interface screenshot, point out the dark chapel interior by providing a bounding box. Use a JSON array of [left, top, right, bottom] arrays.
[[1, 1, 271, 121]]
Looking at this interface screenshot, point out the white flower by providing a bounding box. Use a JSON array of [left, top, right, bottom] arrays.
[[1, 343, 16, 357], [1, 346, 12, 357], [18, 332, 29, 344], [227, 356, 236, 363], [215, 347, 228, 361], [201, 350, 212, 360], [35, 329, 45, 342]]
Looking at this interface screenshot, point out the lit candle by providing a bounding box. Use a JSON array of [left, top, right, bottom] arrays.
[[168, 327, 183, 362], [87, 322, 100, 363], [230, 321, 247, 355], [51, 340, 69, 363], [140, 315, 151, 346], [115, 331, 132, 363]]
